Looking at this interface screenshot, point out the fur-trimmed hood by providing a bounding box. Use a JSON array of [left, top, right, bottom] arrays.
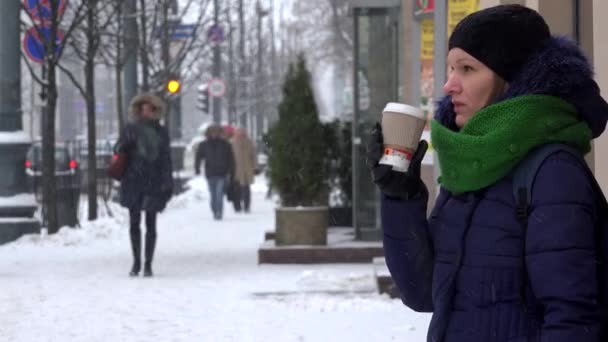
[[128, 93, 166, 122], [435, 36, 608, 138]]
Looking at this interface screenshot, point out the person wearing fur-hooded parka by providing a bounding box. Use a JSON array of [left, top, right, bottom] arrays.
[[367, 5, 608, 342], [115, 93, 173, 278]]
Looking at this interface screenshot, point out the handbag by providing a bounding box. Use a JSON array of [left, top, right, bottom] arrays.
[[225, 179, 238, 202], [107, 152, 128, 180]]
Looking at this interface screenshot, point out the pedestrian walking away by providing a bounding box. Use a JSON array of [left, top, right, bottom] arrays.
[[195, 124, 235, 220], [230, 128, 256, 213], [367, 5, 608, 342], [115, 93, 174, 278]]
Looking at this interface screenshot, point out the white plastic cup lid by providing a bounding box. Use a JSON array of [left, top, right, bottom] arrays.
[[383, 102, 425, 120]]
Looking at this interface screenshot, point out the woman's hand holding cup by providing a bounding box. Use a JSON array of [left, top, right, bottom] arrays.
[[366, 120, 428, 200]]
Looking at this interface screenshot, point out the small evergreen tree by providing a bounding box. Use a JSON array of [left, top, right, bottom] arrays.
[[267, 55, 331, 207]]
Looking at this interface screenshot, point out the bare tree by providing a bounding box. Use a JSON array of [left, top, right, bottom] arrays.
[[290, 0, 353, 67], [98, 0, 129, 133], [20, 0, 87, 234], [138, 0, 214, 92], [56, 0, 118, 221], [281, 0, 354, 119]]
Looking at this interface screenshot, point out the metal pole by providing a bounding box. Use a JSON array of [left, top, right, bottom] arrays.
[[256, 1, 265, 145], [412, 19, 421, 106], [238, 0, 248, 129], [433, 0, 448, 183], [268, 0, 277, 126], [352, 9, 360, 240], [161, 0, 171, 138], [123, 0, 138, 113], [257, 12, 262, 142], [433, 0, 448, 102], [212, 0, 222, 124]]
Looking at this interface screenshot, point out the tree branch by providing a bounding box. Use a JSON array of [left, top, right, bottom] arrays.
[[57, 62, 88, 100], [21, 53, 48, 87]]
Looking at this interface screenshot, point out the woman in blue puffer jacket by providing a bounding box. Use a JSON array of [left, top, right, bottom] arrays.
[[367, 5, 608, 342]]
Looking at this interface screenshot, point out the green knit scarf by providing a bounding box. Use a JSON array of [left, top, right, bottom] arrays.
[[430, 95, 592, 194]]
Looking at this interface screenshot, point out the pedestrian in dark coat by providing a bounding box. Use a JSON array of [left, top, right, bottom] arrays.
[[195, 124, 235, 220], [367, 5, 608, 342], [116, 93, 173, 278]]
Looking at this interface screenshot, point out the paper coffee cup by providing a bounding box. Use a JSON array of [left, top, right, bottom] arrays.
[[379, 102, 426, 172]]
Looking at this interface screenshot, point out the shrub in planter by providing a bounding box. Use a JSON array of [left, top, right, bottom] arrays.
[[267, 55, 333, 207], [267, 55, 335, 245]]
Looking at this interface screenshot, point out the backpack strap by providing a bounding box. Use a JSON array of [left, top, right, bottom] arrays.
[[512, 143, 584, 212], [512, 143, 585, 309]]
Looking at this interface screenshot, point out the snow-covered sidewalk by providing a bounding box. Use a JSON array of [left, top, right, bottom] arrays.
[[0, 176, 430, 342]]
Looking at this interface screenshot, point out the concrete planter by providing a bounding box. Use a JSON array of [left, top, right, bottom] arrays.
[[275, 206, 329, 245]]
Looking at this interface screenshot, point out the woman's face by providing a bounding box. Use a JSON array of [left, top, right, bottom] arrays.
[[443, 48, 507, 128], [141, 103, 156, 120]]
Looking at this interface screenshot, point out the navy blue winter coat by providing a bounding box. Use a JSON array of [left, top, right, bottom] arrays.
[[117, 119, 173, 212], [382, 37, 608, 342]]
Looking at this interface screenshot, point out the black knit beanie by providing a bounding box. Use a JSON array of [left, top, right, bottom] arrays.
[[448, 4, 551, 82]]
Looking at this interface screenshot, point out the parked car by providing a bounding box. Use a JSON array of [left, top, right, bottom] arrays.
[[25, 142, 82, 228], [25, 142, 79, 175]]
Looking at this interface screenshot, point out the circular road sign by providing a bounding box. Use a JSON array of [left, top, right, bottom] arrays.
[[208, 78, 226, 98], [23, 0, 67, 22], [207, 24, 224, 44], [22, 26, 65, 64]]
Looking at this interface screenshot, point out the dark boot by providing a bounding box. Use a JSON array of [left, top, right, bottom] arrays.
[[143, 233, 156, 277], [129, 227, 141, 277], [143, 261, 153, 277], [143, 212, 157, 277]]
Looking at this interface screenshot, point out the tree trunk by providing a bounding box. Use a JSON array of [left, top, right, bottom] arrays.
[[139, 0, 149, 91], [115, 64, 124, 133], [115, 2, 125, 133], [227, 4, 236, 125], [86, 0, 98, 220], [238, 0, 247, 128], [43, 65, 59, 233], [42, 0, 62, 234], [161, 0, 170, 134]]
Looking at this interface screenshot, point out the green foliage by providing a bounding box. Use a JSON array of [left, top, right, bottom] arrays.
[[267, 55, 334, 207]]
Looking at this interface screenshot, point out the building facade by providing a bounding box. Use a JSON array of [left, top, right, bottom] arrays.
[[350, 0, 608, 241], [400, 0, 608, 192]]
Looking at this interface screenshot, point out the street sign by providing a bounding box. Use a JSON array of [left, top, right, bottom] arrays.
[[172, 24, 197, 40], [22, 26, 64, 64], [153, 23, 197, 41], [207, 24, 224, 44], [23, 0, 67, 22], [208, 78, 226, 98]]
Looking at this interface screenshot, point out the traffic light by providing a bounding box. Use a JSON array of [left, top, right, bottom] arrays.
[[197, 84, 210, 115], [167, 79, 180, 94]]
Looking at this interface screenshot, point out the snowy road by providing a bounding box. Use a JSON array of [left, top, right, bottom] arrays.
[[0, 177, 430, 342]]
